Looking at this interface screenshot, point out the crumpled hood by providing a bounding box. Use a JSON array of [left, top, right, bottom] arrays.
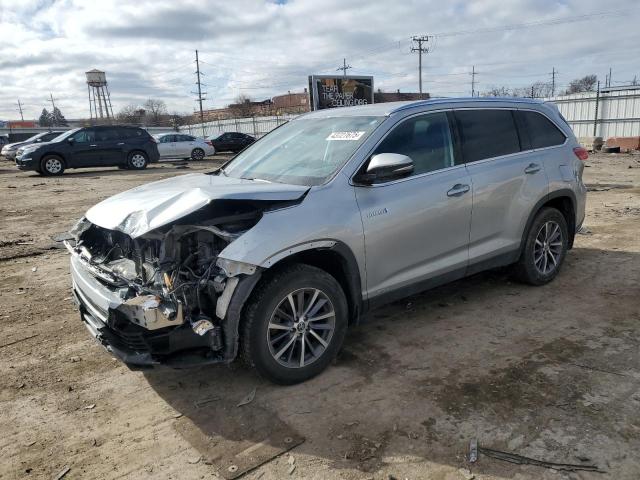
[[86, 173, 308, 238]]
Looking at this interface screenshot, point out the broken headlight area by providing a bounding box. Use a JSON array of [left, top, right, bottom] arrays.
[[67, 214, 260, 365]]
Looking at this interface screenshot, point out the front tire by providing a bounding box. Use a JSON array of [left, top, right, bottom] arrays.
[[127, 151, 148, 170], [40, 155, 65, 176], [241, 264, 348, 384], [191, 148, 205, 161], [513, 207, 568, 285]]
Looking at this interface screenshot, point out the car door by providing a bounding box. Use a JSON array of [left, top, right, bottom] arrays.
[[93, 127, 124, 165], [176, 134, 196, 156], [157, 134, 176, 158], [69, 128, 101, 167], [455, 108, 549, 272], [354, 111, 473, 301]]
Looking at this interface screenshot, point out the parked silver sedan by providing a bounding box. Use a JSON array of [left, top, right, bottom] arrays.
[[153, 133, 215, 160]]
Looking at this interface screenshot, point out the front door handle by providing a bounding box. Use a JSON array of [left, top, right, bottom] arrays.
[[117, 142, 125, 145], [447, 184, 470, 197], [89, 144, 97, 147], [524, 163, 541, 174]]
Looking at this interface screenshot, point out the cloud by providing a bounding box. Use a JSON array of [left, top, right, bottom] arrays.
[[0, 0, 639, 120]]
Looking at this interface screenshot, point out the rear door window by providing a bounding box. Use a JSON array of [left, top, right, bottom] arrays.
[[455, 109, 521, 163], [519, 110, 566, 149]]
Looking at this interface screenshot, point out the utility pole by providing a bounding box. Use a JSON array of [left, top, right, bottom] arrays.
[[470, 66, 477, 97], [49, 92, 57, 111], [16, 99, 24, 121], [337, 58, 352, 77], [551, 67, 557, 96], [608, 67, 612, 87], [194, 50, 206, 138], [593, 81, 600, 136], [411, 35, 430, 96]]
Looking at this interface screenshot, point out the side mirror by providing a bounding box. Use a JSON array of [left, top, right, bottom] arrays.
[[354, 153, 414, 184], [67, 137, 75, 144]]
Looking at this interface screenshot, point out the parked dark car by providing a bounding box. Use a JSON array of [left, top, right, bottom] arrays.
[[207, 132, 255, 153], [14, 126, 160, 176], [2, 131, 65, 160]]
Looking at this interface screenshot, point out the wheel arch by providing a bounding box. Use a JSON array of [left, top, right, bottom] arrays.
[[520, 189, 577, 254], [221, 241, 364, 363]]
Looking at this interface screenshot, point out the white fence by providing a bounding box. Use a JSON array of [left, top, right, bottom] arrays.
[[546, 87, 640, 138], [180, 114, 300, 139]]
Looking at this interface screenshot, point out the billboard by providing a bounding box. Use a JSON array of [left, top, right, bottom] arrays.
[[308, 75, 374, 110]]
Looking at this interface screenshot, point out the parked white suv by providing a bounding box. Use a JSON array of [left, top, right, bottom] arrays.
[[67, 98, 587, 384], [154, 133, 215, 160]]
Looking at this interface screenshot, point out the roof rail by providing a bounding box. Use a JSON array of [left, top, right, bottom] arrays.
[[389, 97, 544, 114]]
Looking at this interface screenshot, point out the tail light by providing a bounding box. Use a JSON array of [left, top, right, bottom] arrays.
[[573, 146, 589, 161], [205, 140, 213, 147]]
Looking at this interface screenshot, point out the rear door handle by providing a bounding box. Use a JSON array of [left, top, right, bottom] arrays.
[[447, 184, 470, 197], [524, 163, 541, 174], [117, 142, 125, 145], [89, 144, 97, 147]]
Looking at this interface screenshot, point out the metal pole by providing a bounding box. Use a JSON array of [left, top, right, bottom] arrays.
[[195, 50, 206, 138], [593, 81, 600, 137]]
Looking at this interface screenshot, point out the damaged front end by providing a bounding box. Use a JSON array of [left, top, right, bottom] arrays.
[[66, 201, 270, 368]]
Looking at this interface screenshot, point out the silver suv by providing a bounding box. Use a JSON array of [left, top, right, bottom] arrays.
[[67, 98, 587, 384]]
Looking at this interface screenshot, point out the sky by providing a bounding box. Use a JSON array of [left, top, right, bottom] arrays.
[[1, 0, 639, 120]]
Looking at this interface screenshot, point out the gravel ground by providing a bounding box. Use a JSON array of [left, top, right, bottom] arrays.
[[0, 153, 639, 480]]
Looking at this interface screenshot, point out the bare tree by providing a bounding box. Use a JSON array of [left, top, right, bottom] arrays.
[[117, 104, 145, 124], [565, 75, 598, 95], [482, 86, 513, 97], [143, 98, 168, 126], [229, 94, 254, 118]]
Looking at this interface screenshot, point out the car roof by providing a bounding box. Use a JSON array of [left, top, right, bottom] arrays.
[[301, 97, 546, 118]]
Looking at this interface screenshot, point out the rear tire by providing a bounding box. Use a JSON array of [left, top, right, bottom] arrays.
[[513, 207, 568, 285], [191, 148, 205, 161], [40, 155, 65, 176], [127, 151, 148, 170], [241, 264, 348, 384]]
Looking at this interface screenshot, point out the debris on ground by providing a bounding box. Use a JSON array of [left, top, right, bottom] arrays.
[[468, 438, 478, 463], [84, 404, 96, 410], [478, 445, 603, 473], [54, 466, 71, 480], [194, 396, 220, 408], [237, 387, 256, 407]]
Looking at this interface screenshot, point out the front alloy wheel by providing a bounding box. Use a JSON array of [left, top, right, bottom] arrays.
[[242, 264, 348, 384], [267, 288, 336, 368], [41, 155, 64, 176]]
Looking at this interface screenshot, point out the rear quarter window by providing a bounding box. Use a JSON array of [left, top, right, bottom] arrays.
[[519, 110, 566, 149], [455, 109, 521, 163]]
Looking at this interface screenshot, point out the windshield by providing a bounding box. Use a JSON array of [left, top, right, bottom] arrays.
[[222, 116, 384, 186], [50, 128, 81, 143]]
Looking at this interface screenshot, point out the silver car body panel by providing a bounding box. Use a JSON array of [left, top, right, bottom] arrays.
[[69, 97, 587, 366], [85, 173, 308, 238]]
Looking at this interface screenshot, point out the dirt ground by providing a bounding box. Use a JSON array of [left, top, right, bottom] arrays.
[[0, 153, 639, 480]]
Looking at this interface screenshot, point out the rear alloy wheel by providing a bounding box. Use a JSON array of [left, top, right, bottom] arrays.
[[513, 207, 568, 285], [40, 155, 64, 176], [191, 148, 205, 161], [128, 152, 148, 170], [242, 264, 348, 384]]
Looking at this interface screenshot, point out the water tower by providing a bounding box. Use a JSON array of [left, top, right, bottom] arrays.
[[86, 69, 114, 121]]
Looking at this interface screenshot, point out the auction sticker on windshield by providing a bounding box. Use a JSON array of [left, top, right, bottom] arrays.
[[326, 131, 366, 141]]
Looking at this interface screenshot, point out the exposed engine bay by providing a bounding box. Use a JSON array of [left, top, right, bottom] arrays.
[[65, 199, 284, 366]]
